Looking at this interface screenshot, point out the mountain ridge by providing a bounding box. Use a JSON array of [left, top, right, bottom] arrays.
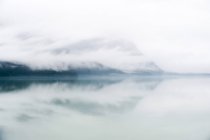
[[0, 39, 164, 76]]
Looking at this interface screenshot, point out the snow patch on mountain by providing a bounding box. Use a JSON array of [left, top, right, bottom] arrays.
[[0, 37, 163, 74], [46, 38, 163, 74]]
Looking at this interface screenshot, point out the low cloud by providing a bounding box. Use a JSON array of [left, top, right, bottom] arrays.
[[0, 0, 210, 73]]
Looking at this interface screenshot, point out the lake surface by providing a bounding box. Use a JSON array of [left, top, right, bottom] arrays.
[[0, 76, 210, 140]]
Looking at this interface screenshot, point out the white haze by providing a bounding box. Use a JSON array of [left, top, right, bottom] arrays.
[[0, 0, 210, 73]]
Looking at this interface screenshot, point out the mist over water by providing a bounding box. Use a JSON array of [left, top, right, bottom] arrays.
[[0, 76, 210, 140], [1, 0, 210, 139]]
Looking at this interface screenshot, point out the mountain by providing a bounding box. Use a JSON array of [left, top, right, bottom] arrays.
[[0, 61, 122, 77], [0, 39, 163, 76], [0, 61, 75, 77], [49, 38, 163, 74]]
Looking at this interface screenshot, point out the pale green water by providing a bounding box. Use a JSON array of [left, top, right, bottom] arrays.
[[0, 76, 210, 140]]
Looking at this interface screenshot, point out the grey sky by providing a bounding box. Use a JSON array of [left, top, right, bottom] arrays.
[[0, 0, 210, 73]]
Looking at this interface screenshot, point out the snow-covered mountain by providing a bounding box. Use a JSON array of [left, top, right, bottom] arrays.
[[0, 38, 163, 76], [0, 61, 123, 77], [48, 38, 163, 74]]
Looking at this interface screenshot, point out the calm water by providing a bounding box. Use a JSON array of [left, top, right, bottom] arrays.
[[0, 76, 210, 140]]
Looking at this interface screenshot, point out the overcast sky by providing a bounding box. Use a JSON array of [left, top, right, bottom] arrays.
[[0, 0, 210, 73]]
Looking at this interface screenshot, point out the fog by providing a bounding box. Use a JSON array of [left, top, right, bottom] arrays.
[[0, 0, 210, 73]]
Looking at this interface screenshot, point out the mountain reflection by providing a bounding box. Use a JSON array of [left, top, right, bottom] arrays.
[[50, 97, 140, 116], [0, 76, 162, 93], [2, 77, 210, 140], [0, 76, 162, 123], [0, 77, 120, 93]]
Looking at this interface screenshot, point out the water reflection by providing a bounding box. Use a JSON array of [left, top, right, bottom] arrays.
[[0, 77, 121, 92], [0, 76, 161, 93], [50, 97, 140, 116], [0, 129, 4, 140], [0, 76, 210, 140], [16, 114, 34, 123]]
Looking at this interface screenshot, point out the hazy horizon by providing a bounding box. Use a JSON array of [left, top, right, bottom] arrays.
[[1, 2, 210, 139], [0, 0, 210, 73]]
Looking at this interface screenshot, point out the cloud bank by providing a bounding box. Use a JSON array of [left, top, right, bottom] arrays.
[[0, 0, 210, 73]]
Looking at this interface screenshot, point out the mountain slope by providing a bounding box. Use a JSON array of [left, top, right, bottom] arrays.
[[0, 61, 123, 77], [0, 39, 163, 76], [49, 38, 163, 74]]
